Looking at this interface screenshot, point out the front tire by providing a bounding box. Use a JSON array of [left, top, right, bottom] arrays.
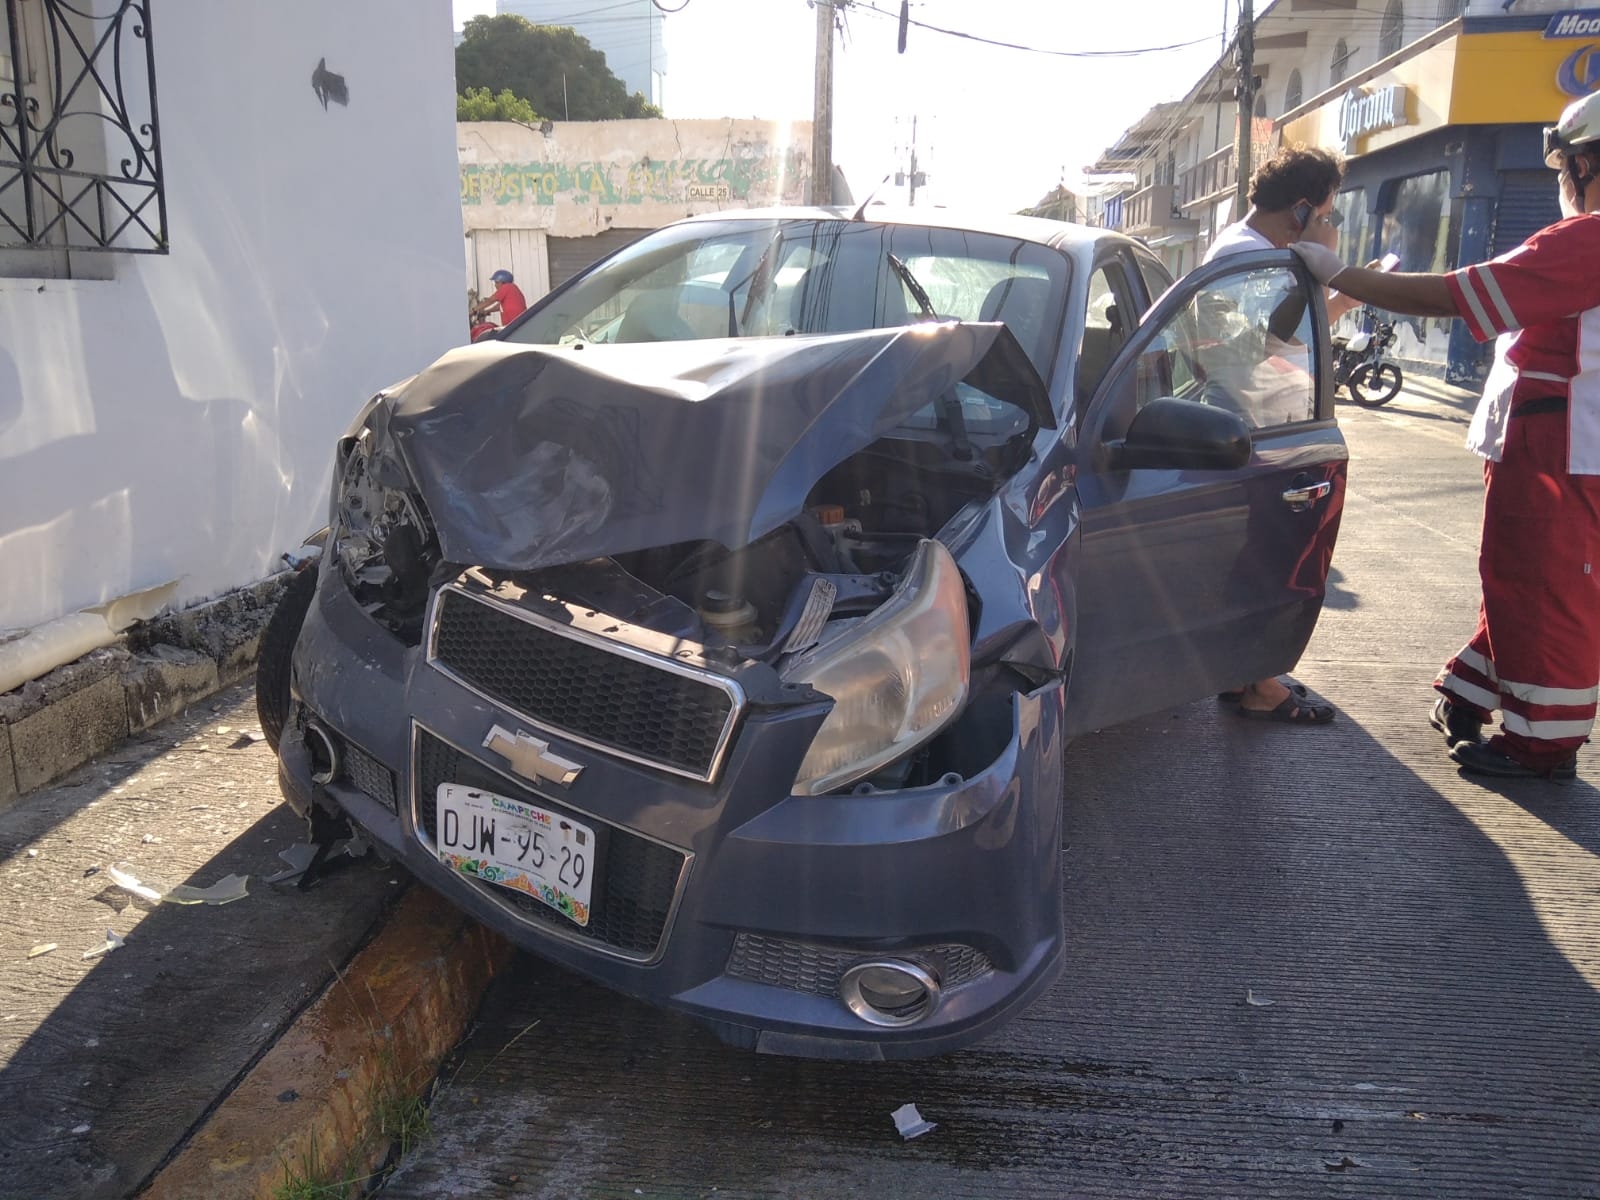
[[1348, 362, 1403, 407], [256, 567, 319, 752]]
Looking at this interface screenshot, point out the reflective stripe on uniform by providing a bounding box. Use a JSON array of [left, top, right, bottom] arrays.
[[1477, 265, 1520, 332], [1499, 709, 1596, 740], [1456, 269, 1497, 337], [1439, 672, 1500, 711], [1498, 676, 1600, 706], [1454, 645, 1499, 681]]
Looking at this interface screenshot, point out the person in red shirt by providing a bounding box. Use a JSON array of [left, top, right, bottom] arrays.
[[1293, 91, 1600, 780], [471, 269, 527, 328]]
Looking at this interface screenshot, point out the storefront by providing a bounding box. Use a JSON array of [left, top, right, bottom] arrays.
[[1281, 12, 1598, 384]]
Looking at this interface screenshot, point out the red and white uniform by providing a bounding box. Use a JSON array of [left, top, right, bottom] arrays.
[[1439, 213, 1600, 767]]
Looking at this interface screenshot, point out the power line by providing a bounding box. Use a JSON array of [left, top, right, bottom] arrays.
[[849, 1, 1219, 58]]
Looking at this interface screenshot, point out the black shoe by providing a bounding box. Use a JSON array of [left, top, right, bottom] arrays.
[[1430, 696, 1483, 748], [1449, 740, 1576, 780]]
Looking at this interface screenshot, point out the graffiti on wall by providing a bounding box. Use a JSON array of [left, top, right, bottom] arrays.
[[461, 148, 807, 208]]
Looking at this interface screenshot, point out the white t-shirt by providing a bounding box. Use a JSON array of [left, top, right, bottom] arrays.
[[1204, 221, 1275, 263], [1197, 220, 1313, 427]]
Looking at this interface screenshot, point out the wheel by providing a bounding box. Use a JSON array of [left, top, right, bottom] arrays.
[[1347, 361, 1403, 407], [256, 566, 319, 752]]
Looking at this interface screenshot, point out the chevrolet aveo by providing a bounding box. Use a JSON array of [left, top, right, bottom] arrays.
[[259, 207, 1347, 1060]]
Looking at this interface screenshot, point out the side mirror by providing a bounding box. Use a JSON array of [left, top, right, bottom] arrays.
[[1106, 396, 1251, 471]]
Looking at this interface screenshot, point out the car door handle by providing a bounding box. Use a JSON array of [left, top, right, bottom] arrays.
[[1282, 481, 1332, 508]]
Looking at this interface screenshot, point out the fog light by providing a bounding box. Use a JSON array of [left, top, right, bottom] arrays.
[[840, 959, 940, 1027], [304, 720, 342, 786]]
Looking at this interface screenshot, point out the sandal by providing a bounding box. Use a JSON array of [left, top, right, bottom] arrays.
[[1219, 680, 1311, 704], [1233, 692, 1335, 724]]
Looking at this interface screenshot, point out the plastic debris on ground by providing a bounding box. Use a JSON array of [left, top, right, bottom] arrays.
[[263, 837, 368, 886], [81, 930, 125, 960], [27, 943, 57, 959], [107, 862, 250, 906], [263, 843, 319, 885], [891, 1102, 937, 1140], [1246, 989, 1276, 1007]]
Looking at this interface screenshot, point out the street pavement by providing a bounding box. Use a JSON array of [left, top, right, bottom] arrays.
[[5, 377, 1600, 1199], [380, 380, 1600, 1199]]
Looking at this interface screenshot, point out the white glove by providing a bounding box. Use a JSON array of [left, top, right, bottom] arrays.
[[1290, 241, 1348, 286]]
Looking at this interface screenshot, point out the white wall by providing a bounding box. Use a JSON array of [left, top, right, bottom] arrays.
[[0, 0, 466, 635]]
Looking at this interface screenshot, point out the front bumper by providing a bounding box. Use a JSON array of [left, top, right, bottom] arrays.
[[279, 571, 1066, 1059]]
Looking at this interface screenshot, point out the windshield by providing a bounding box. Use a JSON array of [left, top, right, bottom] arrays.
[[505, 218, 1071, 383]]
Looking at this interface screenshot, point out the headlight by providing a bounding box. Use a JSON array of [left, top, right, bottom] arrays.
[[332, 427, 436, 637], [783, 539, 970, 796], [334, 428, 427, 589]]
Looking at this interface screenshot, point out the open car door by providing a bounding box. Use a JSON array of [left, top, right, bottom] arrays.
[[1062, 248, 1348, 736]]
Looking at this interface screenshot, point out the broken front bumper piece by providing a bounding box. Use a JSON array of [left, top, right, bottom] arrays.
[[277, 565, 1066, 1059]]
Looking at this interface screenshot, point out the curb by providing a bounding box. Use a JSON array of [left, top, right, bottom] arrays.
[[0, 572, 290, 808], [140, 887, 511, 1200]]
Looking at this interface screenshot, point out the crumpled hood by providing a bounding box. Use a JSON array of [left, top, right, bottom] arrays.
[[367, 323, 1052, 572]]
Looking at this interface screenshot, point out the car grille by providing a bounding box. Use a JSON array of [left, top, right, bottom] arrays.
[[413, 729, 687, 959], [726, 934, 994, 997], [429, 587, 740, 781]]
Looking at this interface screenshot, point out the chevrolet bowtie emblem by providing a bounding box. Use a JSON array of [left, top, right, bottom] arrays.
[[482, 724, 584, 787]]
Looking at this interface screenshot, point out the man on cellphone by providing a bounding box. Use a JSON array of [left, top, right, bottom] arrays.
[[1202, 144, 1361, 724]]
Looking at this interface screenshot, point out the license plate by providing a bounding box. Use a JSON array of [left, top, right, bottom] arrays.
[[435, 783, 594, 927]]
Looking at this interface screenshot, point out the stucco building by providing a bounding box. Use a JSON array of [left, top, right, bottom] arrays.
[[0, 0, 466, 639], [458, 118, 812, 305]]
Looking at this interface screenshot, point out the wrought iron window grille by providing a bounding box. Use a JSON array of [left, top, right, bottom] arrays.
[[1, 0, 166, 255]]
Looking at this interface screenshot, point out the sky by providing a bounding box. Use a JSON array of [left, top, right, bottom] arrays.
[[452, 0, 1237, 211]]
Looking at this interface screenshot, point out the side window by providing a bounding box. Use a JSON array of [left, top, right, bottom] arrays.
[[1131, 264, 1317, 430], [1078, 263, 1136, 407]]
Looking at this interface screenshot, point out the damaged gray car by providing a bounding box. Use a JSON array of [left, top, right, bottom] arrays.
[[260, 208, 1347, 1059]]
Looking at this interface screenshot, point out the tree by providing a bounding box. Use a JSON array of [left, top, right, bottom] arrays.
[[457, 87, 541, 124], [455, 15, 663, 122]]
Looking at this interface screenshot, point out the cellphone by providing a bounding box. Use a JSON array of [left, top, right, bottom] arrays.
[[1379, 252, 1400, 272], [1292, 201, 1314, 231]]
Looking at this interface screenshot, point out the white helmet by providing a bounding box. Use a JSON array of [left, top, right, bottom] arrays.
[[1544, 90, 1600, 167]]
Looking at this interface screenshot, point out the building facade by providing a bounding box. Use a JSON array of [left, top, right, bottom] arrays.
[[458, 118, 811, 306], [1093, 0, 1596, 383], [0, 0, 466, 637], [496, 0, 667, 109]]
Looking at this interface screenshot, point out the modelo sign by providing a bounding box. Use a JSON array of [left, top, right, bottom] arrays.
[[1337, 84, 1408, 151], [1545, 9, 1600, 97]]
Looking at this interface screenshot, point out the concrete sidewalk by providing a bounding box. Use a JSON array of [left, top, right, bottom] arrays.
[[0, 676, 511, 1200]]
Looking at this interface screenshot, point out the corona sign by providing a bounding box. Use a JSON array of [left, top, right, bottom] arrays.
[[1558, 43, 1600, 96], [1545, 9, 1600, 97]]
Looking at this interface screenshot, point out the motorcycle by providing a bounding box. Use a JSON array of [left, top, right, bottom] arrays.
[[467, 290, 499, 342], [1333, 306, 1404, 407]]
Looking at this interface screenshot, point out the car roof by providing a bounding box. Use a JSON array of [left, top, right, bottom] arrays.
[[676, 204, 1135, 261]]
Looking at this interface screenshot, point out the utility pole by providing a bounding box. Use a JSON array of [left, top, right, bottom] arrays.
[[812, 0, 836, 205], [908, 115, 919, 206], [1234, 0, 1256, 219]]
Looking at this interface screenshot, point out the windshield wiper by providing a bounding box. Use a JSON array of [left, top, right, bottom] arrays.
[[725, 229, 785, 334], [887, 253, 936, 319]]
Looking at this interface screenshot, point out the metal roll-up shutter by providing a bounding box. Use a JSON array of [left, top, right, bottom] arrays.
[[547, 229, 647, 289], [1491, 172, 1562, 257]]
